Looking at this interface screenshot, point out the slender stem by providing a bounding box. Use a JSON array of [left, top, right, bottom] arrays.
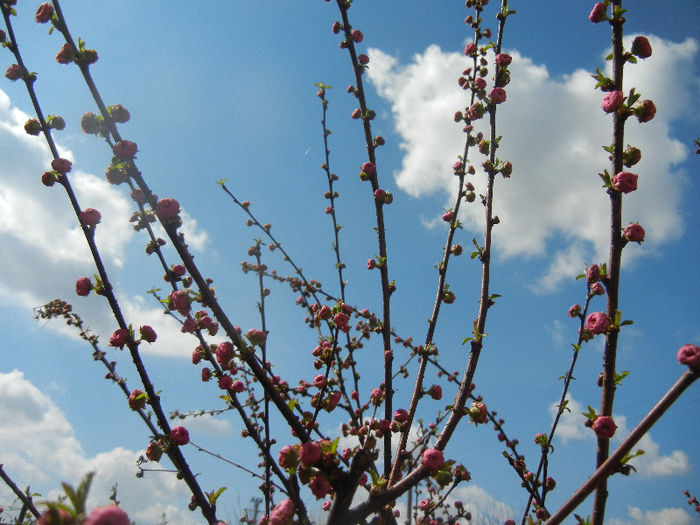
[[0, 466, 41, 519], [592, 3, 625, 522]]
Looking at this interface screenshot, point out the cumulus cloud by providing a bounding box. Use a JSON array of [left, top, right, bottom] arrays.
[[548, 398, 691, 477], [0, 370, 199, 525], [608, 505, 694, 525], [613, 415, 691, 478], [0, 88, 208, 358], [367, 36, 697, 291]]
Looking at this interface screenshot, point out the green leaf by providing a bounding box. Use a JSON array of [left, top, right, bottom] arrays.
[[207, 486, 227, 506]]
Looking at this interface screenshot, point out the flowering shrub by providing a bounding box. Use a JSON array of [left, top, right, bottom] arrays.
[[0, 1, 697, 525]]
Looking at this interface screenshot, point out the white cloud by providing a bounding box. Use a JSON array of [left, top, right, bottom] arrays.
[[608, 505, 694, 525], [548, 396, 592, 444], [367, 36, 697, 291], [452, 484, 516, 524], [0, 370, 199, 525], [613, 416, 691, 478], [0, 88, 209, 358]]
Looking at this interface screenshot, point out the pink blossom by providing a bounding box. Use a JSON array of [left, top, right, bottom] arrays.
[[351, 30, 363, 43], [586, 264, 601, 283], [112, 140, 138, 159], [677, 344, 700, 369], [428, 384, 442, 400], [218, 375, 233, 390], [333, 312, 350, 332], [79, 208, 102, 227], [84, 505, 129, 525], [495, 53, 512, 66], [351, 108, 362, 119], [592, 416, 617, 439], [128, 389, 146, 410], [588, 2, 606, 23], [169, 289, 191, 316], [490, 87, 507, 104], [75, 276, 92, 296], [361, 161, 376, 175], [313, 375, 327, 389], [278, 445, 298, 469], [51, 157, 73, 173], [612, 171, 638, 194], [216, 341, 234, 364], [631, 36, 652, 58], [636, 99, 656, 123], [464, 42, 477, 55], [601, 91, 624, 113], [442, 210, 455, 223], [590, 282, 605, 296], [246, 328, 267, 346], [322, 501, 331, 511], [56, 43, 75, 64], [623, 222, 645, 243], [34, 3, 53, 23], [5, 64, 22, 81], [421, 448, 444, 472], [181, 317, 197, 333], [146, 441, 162, 462], [474, 77, 486, 90], [269, 499, 295, 525], [139, 325, 157, 343], [201, 368, 211, 382], [170, 426, 189, 446], [370, 387, 384, 405], [300, 441, 322, 465], [374, 189, 386, 201], [586, 312, 609, 334], [109, 328, 129, 348], [394, 408, 409, 423], [418, 498, 431, 511], [309, 475, 331, 499], [156, 198, 180, 220], [232, 380, 245, 393]]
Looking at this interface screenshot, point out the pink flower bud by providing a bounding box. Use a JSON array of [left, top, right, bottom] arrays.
[[5, 64, 22, 81], [464, 42, 477, 56], [170, 426, 190, 446], [601, 91, 624, 113], [80, 208, 101, 227], [428, 384, 442, 400], [246, 328, 267, 346], [612, 171, 638, 194], [146, 441, 162, 462], [313, 375, 327, 389], [495, 53, 512, 66], [309, 475, 331, 499], [55, 43, 75, 64], [585, 312, 609, 334], [623, 222, 645, 242], [421, 448, 444, 472], [34, 3, 53, 23], [592, 416, 617, 439], [586, 264, 601, 283], [489, 87, 507, 104], [631, 36, 652, 59], [112, 140, 138, 159], [139, 325, 157, 343], [300, 441, 322, 466], [358, 54, 369, 65], [568, 304, 582, 317], [109, 328, 129, 348], [218, 375, 233, 390], [128, 389, 146, 410], [442, 210, 455, 223], [394, 409, 409, 423], [351, 30, 363, 43], [590, 282, 605, 296], [677, 344, 700, 369], [84, 505, 129, 525], [216, 341, 234, 364], [75, 277, 92, 296], [156, 198, 180, 220], [635, 99, 656, 123], [351, 108, 362, 119], [588, 2, 606, 23], [51, 157, 72, 173]]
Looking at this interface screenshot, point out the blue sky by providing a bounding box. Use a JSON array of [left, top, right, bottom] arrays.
[[1, 1, 699, 524]]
